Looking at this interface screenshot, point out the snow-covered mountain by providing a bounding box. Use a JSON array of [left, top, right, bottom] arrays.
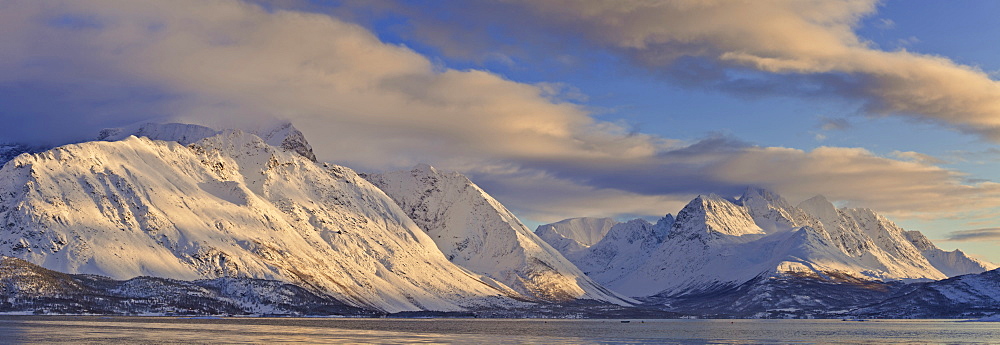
[[364, 165, 631, 305], [904, 231, 998, 277], [534, 217, 617, 256], [4, 119, 995, 317], [672, 194, 767, 240], [569, 217, 671, 285], [545, 188, 993, 298], [0, 130, 521, 312], [255, 123, 317, 162]]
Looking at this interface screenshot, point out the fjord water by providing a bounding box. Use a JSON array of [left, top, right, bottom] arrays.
[[1, 317, 999, 344]]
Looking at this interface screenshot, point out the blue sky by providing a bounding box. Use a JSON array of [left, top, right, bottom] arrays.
[[327, 0, 1000, 261], [2, 0, 1000, 262]]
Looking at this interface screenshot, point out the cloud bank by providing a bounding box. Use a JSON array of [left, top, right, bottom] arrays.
[[2, 0, 999, 223], [365, 0, 1000, 141]]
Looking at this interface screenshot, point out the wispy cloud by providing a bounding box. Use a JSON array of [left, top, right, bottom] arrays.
[[819, 117, 852, 131], [947, 228, 1000, 242]]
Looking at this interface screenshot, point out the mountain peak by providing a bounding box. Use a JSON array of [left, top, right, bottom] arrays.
[[738, 187, 798, 210], [253, 122, 317, 162], [671, 194, 765, 241], [411, 163, 438, 175], [738, 187, 821, 233], [797, 195, 839, 225]]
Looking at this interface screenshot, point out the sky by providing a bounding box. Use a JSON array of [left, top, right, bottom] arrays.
[[2, 0, 1000, 262]]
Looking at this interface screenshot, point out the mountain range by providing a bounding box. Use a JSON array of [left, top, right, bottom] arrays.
[[1, 122, 997, 318], [538, 189, 994, 299]]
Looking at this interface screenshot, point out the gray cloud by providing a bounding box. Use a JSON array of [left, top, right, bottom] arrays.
[[947, 228, 1000, 242], [506, 137, 1000, 219], [819, 117, 852, 131]]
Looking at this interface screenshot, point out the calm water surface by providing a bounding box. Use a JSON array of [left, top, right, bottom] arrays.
[[1, 316, 998, 344]]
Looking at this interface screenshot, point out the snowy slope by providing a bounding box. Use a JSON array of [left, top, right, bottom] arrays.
[[905, 231, 998, 277], [0, 131, 520, 312], [535, 217, 617, 256], [365, 165, 631, 305]]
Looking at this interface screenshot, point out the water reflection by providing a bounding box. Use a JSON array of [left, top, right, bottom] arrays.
[[0, 317, 998, 344]]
